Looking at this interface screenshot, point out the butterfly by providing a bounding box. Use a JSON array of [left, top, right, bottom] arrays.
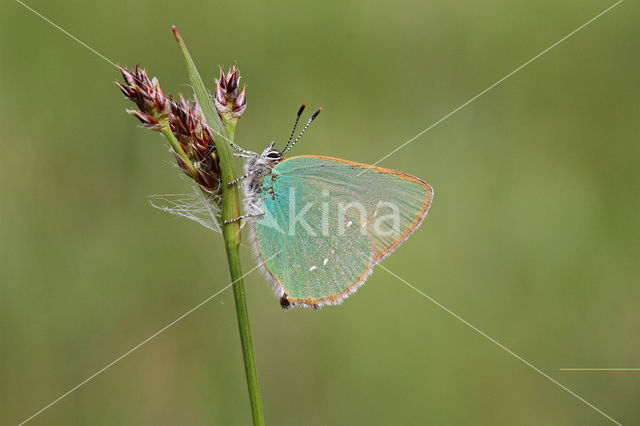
[[226, 105, 433, 309]]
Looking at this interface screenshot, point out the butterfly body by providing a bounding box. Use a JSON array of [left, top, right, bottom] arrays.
[[238, 145, 433, 309]]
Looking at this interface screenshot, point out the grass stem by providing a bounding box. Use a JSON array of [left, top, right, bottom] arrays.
[[173, 26, 265, 426]]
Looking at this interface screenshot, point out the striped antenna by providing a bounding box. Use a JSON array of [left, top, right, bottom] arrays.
[[281, 104, 306, 153], [281, 108, 321, 155]]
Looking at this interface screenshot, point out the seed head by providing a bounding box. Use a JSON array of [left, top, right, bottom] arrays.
[[127, 109, 162, 130], [215, 65, 246, 124], [117, 65, 225, 196], [169, 94, 222, 194], [116, 66, 170, 119]]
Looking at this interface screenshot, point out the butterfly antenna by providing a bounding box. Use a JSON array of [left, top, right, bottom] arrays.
[[281, 104, 306, 153], [281, 108, 321, 155]]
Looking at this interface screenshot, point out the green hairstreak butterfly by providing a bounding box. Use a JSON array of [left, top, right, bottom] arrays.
[[227, 105, 433, 309]]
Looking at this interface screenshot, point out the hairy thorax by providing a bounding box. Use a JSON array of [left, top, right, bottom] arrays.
[[242, 154, 281, 207]]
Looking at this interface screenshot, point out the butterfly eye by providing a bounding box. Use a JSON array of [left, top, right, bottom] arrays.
[[266, 151, 280, 159]]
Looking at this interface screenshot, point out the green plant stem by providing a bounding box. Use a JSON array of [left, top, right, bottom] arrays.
[[173, 26, 265, 426], [158, 119, 196, 175]]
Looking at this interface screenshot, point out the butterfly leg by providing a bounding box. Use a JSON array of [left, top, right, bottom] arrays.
[[228, 173, 249, 186], [223, 204, 265, 224], [229, 141, 256, 156], [233, 153, 254, 159]]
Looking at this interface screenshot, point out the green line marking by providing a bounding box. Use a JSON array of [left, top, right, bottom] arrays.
[[558, 368, 640, 371]]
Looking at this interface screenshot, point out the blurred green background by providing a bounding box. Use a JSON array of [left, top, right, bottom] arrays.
[[1, 0, 638, 424]]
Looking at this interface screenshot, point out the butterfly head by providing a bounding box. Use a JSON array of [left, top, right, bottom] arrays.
[[235, 105, 321, 176], [260, 142, 283, 162], [241, 142, 282, 179]]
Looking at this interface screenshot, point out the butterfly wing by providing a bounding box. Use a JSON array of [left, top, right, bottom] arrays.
[[251, 155, 433, 308]]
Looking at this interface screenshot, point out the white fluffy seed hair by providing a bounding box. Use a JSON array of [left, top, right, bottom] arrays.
[[149, 191, 223, 233]]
